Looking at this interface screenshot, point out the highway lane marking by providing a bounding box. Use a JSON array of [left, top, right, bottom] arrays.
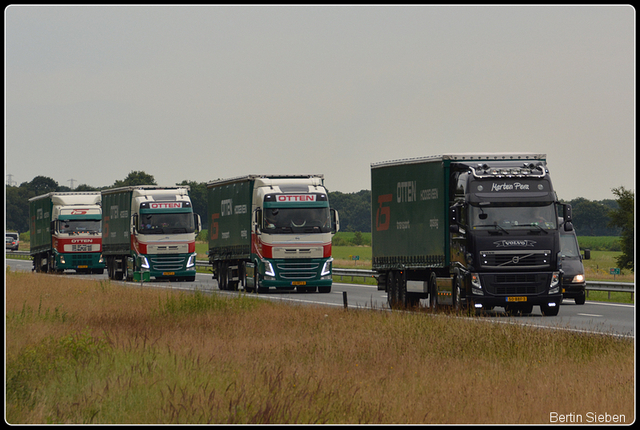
[[577, 313, 603, 317], [584, 301, 634, 308]]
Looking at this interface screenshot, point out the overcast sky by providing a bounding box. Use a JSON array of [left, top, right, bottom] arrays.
[[5, 5, 635, 201]]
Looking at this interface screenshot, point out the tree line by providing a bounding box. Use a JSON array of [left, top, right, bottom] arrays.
[[5, 172, 633, 270]]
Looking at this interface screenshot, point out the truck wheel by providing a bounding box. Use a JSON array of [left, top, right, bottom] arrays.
[[387, 271, 398, 308], [48, 255, 56, 273], [521, 304, 534, 314], [428, 272, 438, 311], [575, 292, 586, 305], [113, 258, 124, 281], [452, 275, 462, 311], [540, 302, 560, 316], [318, 286, 331, 293], [219, 263, 228, 290], [397, 272, 407, 308]]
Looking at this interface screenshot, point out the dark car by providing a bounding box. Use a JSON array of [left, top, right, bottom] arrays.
[[6, 232, 19, 251], [559, 225, 587, 305]]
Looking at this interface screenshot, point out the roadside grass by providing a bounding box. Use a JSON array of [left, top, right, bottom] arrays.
[[6, 269, 634, 424]]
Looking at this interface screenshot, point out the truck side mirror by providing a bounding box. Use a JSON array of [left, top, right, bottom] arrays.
[[131, 213, 138, 233], [563, 204, 572, 223], [331, 209, 340, 233], [583, 248, 591, 260], [564, 221, 574, 232], [194, 214, 202, 234], [254, 208, 262, 233]]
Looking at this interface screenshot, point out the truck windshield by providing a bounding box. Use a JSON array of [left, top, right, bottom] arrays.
[[139, 213, 195, 234], [263, 207, 331, 234], [59, 219, 101, 235], [470, 204, 557, 231]]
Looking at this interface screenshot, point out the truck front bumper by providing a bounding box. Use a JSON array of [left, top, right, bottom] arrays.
[[261, 257, 333, 289], [466, 292, 563, 308], [54, 251, 105, 271], [468, 271, 562, 308], [141, 253, 197, 280]]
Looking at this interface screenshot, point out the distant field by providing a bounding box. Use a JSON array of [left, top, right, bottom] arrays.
[[577, 236, 620, 251]]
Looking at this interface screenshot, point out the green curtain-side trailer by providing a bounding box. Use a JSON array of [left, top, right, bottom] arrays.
[[371, 157, 448, 270]]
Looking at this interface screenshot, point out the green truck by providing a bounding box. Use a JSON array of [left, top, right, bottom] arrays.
[[207, 175, 339, 293], [371, 153, 573, 316], [101, 186, 201, 282], [29, 192, 105, 273]]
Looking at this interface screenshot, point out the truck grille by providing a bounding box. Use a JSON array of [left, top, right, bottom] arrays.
[[67, 253, 96, 266], [479, 250, 551, 269], [150, 255, 186, 271], [272, 247, 324, 259], [276, 262, 320, 280], [482, 273, 548, 296]]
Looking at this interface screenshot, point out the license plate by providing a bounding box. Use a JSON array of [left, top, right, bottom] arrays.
[[506, 296, 527, 302], [292, 281, 306, 286], [77, 265, 88, 269], [163, 272, 175, 276], [72, 244, 92, 252]]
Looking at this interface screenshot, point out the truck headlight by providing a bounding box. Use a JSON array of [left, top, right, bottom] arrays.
[[264, 261, 276, 280], [321, 258, 333, 278], [186, 253, 196, 268], [572, 274, 585, 283], [549, 271, 560, 294], [59, 255, 65, 264], [471, 273, 483, 295], [140, 256, 150, 269]]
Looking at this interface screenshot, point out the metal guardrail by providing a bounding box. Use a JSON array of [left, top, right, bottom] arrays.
[[7, 252, 634, 297], [334, 268, 376, 280]]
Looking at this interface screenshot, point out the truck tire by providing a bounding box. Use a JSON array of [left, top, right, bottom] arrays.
[[218, 262, 228, 290], [112, 257, 124, 281], [452, 275, 462, 311], [575, 292, 586, 305], [318, 286, 331, 293], [387, 271, 398, 308], [397, 272, 407, 308], [428, 272, 438, 311]]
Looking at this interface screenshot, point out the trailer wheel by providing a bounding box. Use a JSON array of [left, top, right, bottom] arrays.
[[218, 262, 228, 290], [397, 272, 407, 308], [428, 272, 438, 311], [113, 257, 124, 281], [387, 271, 398, 308]]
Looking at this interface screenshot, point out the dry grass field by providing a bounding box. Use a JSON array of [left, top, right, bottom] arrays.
[[5, 269, 635, 424]]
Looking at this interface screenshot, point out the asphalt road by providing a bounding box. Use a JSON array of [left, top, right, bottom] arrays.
[[6, 258, 634, 338]]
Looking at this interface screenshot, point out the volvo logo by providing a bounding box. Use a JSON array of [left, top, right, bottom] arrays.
[[494, 240, 536, 247]]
